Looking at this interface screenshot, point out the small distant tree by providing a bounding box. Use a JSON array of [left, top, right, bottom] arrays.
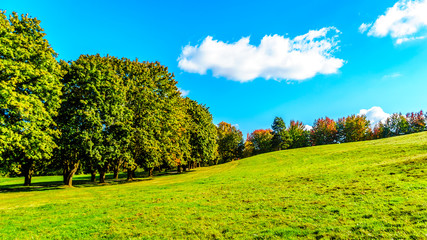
[[247, 129, 273, 154], [242, 135, 255, 158], [216, 121, 244, 163], [372, 122, 385, 139], [271, 117, 292, 151], [288, 120, 311, 148], [383, 113, 409, 136], [406, 111, 425, 133], [337, 115, 371, 143], [310, 117, 337, 146]]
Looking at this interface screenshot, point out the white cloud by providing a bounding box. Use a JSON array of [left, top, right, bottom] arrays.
[[178, 27, 344, 82], [395, 36, 425, 44], [178, 88, 190, 97], [358, 106, 390, 126], [304, 125, 313, 131], [360, 0, 427, 44], [359, 23, 372, 33]]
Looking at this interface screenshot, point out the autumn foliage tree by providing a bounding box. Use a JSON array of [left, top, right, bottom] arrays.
[[337, 115, 371, 143], [310, 117, 337, 146], [406, 111, 425, 133], [247, 129, 273, 154]]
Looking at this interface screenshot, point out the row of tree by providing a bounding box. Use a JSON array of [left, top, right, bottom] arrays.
[[0, 12, 223, 186], [244, 111, 426, 157]]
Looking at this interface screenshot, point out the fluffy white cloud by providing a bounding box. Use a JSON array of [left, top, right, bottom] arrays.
[[304, 125, 313, 131], [358, 106, 390, 126], [178, 27, 344, 82], [361, 0, 427, 44], [178, 88, 190, 97]]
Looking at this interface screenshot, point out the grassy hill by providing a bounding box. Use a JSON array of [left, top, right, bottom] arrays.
[[1, 132, 426, 239]]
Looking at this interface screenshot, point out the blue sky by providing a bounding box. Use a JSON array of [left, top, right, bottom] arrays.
[[3, 0, 427, 136]]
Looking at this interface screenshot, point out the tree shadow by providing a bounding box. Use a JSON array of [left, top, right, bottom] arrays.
[[0, 169, 195, 193]]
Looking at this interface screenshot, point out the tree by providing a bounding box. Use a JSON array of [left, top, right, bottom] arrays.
[[310, 117, 337, 146], [336, 114, 371, 143], [185, 98, 218, 169], [216, 121, 244, 163], [127, 60, 183, 177], [271, 117, 292, 151], [406, 111, 425, 133], [242, 137, 255, 158], [372, 122, 385, 139], [247, 129, 273, 154], [57, 55, 132, 185], [383, 113, 409, 137], [288, 120, 311, 148], [0, 12, 63, 186]]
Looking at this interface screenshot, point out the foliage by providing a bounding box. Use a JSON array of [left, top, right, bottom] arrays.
[[271, 117, 292, 150], [0, 11, 63, 185], [185, 98, 218, 168], [287, 120, 311, 148], [337, 114, 371, 143], [242, 136, 255, 158], [247, 129, 273, 154], [383, 113, 409, 137], [216, 121, 243, 163], [310, 117, 337, 145], [406, 110, 425, 133]]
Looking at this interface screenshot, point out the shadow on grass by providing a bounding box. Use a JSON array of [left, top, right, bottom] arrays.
[[0, 169, 195, 193]]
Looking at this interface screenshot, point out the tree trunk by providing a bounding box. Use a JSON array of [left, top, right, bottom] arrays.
[[127, 168, 133, 181], [183, 165, 187, 172], [149, 168, 154, 177], [113, 169, 119, 180], [99, 170, 106, 183], [64, 163, 79, 187], [22, 163, 33, 186], [63, 162, 80, 187], [90, 171, 96, 182], [177, 164, 182, 173], [24, 174, 32, 186]]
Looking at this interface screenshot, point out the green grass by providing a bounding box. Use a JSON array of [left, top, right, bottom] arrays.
[[1, 132, 427, 239]]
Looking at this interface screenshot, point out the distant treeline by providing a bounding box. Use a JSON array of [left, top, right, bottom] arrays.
[[243, 111, 426, 157]]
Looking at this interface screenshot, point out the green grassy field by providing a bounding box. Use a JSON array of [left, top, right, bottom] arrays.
[[1, 132, 426, 239]]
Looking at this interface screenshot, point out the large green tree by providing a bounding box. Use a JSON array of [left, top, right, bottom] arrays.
[[57, 55, 131, 184], [185, 98, 218, 169], [127, 60, 182, 177], [0, 12, 63, 185]]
